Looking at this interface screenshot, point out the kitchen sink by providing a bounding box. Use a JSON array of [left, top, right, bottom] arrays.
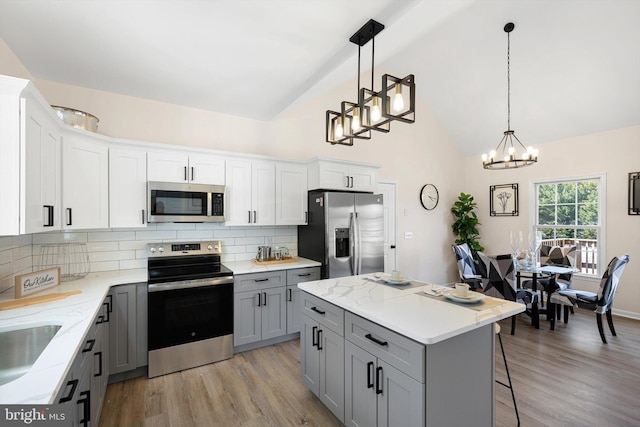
[[0, 323, 62, 386]]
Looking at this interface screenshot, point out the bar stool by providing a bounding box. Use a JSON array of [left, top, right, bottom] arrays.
[[496, 323, 520, 426]]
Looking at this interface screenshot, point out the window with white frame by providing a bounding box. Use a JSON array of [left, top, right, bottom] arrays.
[[533, 175, 605, 277]]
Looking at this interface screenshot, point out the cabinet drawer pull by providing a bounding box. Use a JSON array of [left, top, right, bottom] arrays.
[[305, 211, 308, 223], [367, 361, 374, 389], [248, 210, 252, 223], [253, 210, 257, 223], [376, 366, 383, 394], [82, 339, 95, 353], [297, 273, 311, 277], [184, 166, 188, 181], [66, 208, 72, 226], [288, 288, 292, 302], [191, 166, 195, 181], [94, 351, 103, 377], [345, 176, 349, 188], [96, 315, 105, 324], [312, 326, 318, 348], [365, 333, 388, 347], [311, 306, 326, 316], [254, 278, 269, 282], [43, 205, 54, 227], [256, 293, 261, 307], [106, 294, 113, 313], [58, 379, 78, 403], [142, 209, 145, 224], [350, 176, 354, 188], [262, 292, 267, 306]]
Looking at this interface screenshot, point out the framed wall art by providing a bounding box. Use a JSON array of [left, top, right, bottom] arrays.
[[490, 183, 519, 216]]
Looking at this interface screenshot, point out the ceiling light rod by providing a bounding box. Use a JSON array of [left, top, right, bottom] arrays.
[[482, 22, 538, 170]]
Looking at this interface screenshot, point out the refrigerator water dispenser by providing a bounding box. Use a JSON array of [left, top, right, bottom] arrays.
[[335, 228, 350, 257]]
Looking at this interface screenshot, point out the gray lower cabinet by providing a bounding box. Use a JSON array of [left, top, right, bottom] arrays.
[[108, 282, 148, 376], [286, 267, 320, 334], [299, 292, 345, 423], [234, 271, 287, 346]]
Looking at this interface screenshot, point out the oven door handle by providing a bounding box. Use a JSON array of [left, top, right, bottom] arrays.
[[148, 276, 234, 292]]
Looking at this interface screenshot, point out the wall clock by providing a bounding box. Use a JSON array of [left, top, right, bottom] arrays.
[[420, 184, 439, 210]]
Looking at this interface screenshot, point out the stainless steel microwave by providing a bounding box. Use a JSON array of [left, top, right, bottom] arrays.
[[147, 181, 225, 223]]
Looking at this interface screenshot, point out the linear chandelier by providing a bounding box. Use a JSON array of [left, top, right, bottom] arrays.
[[482, 22, 538, 169], [326, 19, 415, 146]]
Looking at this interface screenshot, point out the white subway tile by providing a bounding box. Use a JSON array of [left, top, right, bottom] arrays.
[[88, 261, 120, 272], [34, 232, 88, 244], [246, 228, 274, 237], [119, 259, 147, 270], [0, 263, 12, 280], [214, 229, 247, 238], [13, 257, 32, 273], [89, 250, 136, 263], [88, 231, 136, 242], [86, 241, 120, 252], [0, 235, 32, 251], [235, 252, 256, 262], [176, 230, 214, 239], [235, 237, 265, 245], [0, 277, 13, 294], [135, 249, 149, 259], [195, 223, 218, 230], [274, 227, 297, 236], [135, 230, 177, 241], [118, 240, 147, 251], [0, 250, 11, 265], [11, 245, 32, 260], [222, 245, 246, 254], [156, 222, 196, 231]]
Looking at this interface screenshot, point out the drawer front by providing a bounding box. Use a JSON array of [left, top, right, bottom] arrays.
[[301, 291, 344, 336], [345, 311, 425, 382], [234, 271, 287, 292], [287, 267, 321, 285]]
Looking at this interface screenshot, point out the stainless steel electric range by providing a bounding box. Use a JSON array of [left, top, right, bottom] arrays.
[[146, 240, 233, 378]]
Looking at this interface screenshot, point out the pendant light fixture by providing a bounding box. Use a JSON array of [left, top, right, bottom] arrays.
[[482, 22, 538, 169], [326, 19, 415, 145]]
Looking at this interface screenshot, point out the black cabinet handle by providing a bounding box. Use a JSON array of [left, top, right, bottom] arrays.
[[350, 176, 354, 188], [345, 176, 350, 188], [298, 273, 311, 277], [312, 326, 318, 348], [184, 166, 188, 181], [305, 211, 308, 223], [390, 245, 396, 249], [376, 366, 383, 394], [367, 361, 374, 389], [254, 278, 269, 282], [142, 209, 145, 224], [311, 306, 326, 316], [365, 333, 388, 347], [106, 294, 113, 313], [103, 302, 110, 322], [253, 210, 257, 223], [66, 208, 72, 226], [288, 288, 292, 302], [79, 390, 91, 426], [256, 293, 261, 307], [248, 210, 251, 224], [58, 379, 78, 403], [262, 292, 267, 306], [43, 205, 54, 227], [191, 166, 195, 181], [317, 329, 323, 350], [95, 351, 103, 377], [82, 339, 95, 353], [96, 315, 105, 324]]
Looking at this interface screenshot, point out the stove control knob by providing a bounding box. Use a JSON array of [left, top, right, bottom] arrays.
[[149, 247, 156, 253], [207, 245, 213, 251], [158, 246, 165, 253], [214, 244, 219, 250]]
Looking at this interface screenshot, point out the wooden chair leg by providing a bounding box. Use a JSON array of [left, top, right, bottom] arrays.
[[563, 305, 569, 323], [531, 301, 539, 329], [511, 315, 516, 335], [597, 313, 607, 344], [549, 302, 556, 330], [606, 310, 617, 336], [556, 304, 561, 320]]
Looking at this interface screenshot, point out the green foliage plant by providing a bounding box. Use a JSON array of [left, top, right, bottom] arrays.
[[451, 192, 484, 252]]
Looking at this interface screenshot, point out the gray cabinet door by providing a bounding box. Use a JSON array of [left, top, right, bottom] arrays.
[[286, 286, 302, 334], [234, 290, 261, 346], [261, 286, 286, 340], [300, 314, 320, 395], [109, 284, 137, 374], [345, 341, 377, 427], [377, 359, 424, 427], [319, 325, 345, 423]]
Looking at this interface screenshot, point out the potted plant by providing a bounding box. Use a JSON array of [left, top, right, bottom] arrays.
[[451, 192, 484, 252]]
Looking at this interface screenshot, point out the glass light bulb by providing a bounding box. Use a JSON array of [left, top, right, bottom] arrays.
[[393, 84, 404, 112], [504, 155, 510, 162], [527, 146, 534, 154], [489, 150, 496, 159], [508, 146, 515, 156], [335, 117, 343, 138], [352, 107, 360, 131], [482, 153, 488, 162], [371, 97, 381, 122], [533, 148, 539, 157], [521, 152, 529, 160]]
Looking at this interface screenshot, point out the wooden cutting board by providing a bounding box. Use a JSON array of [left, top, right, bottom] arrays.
[[0, 290, 82, 311], [251, 257, 298, 265]]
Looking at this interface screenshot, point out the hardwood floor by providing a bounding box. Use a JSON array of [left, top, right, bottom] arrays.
[[100, 311, 640, 427]]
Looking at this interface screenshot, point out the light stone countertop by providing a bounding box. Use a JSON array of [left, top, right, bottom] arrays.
[[297, 275, 526, 345], [0, 258, 320, 404]]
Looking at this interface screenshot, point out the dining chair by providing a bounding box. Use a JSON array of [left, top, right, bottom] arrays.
[[522, 244, 577, 311], [477, 252, 539, 334], [451, 243, 483, 290], [549, 255, 630, 343]]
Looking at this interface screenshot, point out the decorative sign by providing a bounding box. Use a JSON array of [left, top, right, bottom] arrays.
[[14, 267, 61, 298]]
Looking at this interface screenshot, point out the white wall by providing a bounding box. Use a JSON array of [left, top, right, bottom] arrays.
[[463, 126, 640, 317]]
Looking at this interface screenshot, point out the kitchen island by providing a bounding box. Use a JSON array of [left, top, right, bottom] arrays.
[[298, 275, 525, 427]]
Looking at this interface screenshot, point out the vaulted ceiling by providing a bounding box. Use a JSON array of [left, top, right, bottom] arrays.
[[1, 0, 638, 156]]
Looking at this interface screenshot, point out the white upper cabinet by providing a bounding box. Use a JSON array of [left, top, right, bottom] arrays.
[[62, 133, 109, 230], [308, 158, 378, 193], [275, 162, 308, 225], [147, 151, 225, 185], [109, 146, 147, 228], [0, 76, 61, 235], [225, 159, 275, 226]]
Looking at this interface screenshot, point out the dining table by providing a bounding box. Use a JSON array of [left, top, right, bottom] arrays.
[[515, 264, 579, 329]]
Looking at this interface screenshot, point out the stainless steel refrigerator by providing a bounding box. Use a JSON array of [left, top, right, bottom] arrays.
[[298, 190, 384, 279]]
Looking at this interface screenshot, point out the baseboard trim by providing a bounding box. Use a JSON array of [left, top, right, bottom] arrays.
[[612, 308, 640, 321], [108, 366, 148, 384]]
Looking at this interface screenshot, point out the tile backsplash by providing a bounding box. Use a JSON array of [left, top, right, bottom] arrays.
[[0, 223, 298, 294]]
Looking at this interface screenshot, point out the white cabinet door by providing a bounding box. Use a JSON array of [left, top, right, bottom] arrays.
[[251, 161, 275, 226], [318, 162, 350, 190], [349, 165, 377, 192], [261, 286, 286, 340], [109, 147, 147, 228], [189, 154, 225, 185], [276, 162, 308, 225], [62, 134, 109, 229], [225, 159, 253, 225], [309, 159, 378, 192], [147, 151, 190, 183], [225, 159, 275, 226], [23, 97, 61, 233]]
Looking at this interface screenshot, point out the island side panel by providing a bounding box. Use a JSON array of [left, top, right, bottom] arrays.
[[425, 323, 495, 427]]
